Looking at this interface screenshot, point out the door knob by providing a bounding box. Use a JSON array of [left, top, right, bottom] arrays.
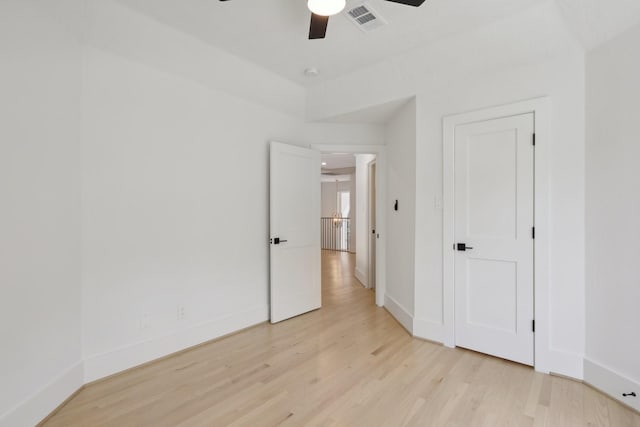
[[456, 243, 473, 251], [271, 237, 288, 245]]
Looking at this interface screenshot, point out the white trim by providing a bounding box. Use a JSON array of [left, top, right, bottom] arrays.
[[584, 358, 640, 413], [413, 318, 446, 344], [83, 305, 268, 382], [367, 159, 377, 291], [442, 97, 551, 373], [354, 267, 368, 288], [312, 144, 387, 307], [384, 294, 414, 334], [0, 362, 84, 427], [549, 349, 584, 380]]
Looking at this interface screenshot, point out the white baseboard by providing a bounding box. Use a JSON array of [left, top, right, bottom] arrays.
[[2, 306, 269, 426], [84, 305, 268, 383], [584, 358, 640, 413], [0, 362, 84, 427], [412, 317, 446, 345], [384, 295, 413, 334], [548, 349, 584, 380], [354, 268, 368, 288]]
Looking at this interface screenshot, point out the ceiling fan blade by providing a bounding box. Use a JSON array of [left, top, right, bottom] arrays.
[[384, 0, 426, 6], [309, 13, 329, 39]]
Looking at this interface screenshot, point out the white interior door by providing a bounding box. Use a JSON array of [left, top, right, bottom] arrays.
[[270, 142, 321, 323], [454, 113, 534, 365]]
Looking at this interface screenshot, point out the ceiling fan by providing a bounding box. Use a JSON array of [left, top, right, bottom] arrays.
[[219, 0, 427, 39]]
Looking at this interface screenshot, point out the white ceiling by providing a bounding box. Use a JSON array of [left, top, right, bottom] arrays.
[[322, 97, 412, 124], [321, 153, 356, 169], [113, 0, 547, 86], [555, 0, 640, 49], [321, 174, 352, 182], [112, 0, 640, 88]]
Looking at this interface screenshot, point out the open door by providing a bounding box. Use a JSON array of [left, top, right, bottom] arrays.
[[270, 142, 321, 323]]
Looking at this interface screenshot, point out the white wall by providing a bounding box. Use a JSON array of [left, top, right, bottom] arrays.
[[1, 0, 383, 421], [384, 100, 417, 331], [355, 155, 376, 285], [306, 2, 582, 120], [81, 47, 282, 380], [81, 48, 382, 382], [80, 1, 383, 382], [585, 22, 640, 412], [308, 2, 586, 378], [321, 180, 352, 217], [85, 0, 305, 117], [0, 1, 84, 426]]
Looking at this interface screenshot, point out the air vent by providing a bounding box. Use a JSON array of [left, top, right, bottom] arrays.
[[345, 3, 386, 33]]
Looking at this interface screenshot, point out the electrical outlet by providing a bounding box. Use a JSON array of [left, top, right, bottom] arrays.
[[177, 305, 186, 321]]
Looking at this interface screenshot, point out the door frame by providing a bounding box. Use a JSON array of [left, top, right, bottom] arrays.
[[367, 159, 377, 290], [312, 144, 387, 308], [442, 97, 551, 374]]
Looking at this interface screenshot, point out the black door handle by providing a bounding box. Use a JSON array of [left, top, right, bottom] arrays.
[[272, 237, 288, 245], [456, 243, 474, 251]]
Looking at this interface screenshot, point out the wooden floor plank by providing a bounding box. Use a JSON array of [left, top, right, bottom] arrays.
[[43, 251, 640, 426]]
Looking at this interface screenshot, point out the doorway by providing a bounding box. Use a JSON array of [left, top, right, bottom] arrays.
[[442, 98, 551, 373], [452, 113, 535, 366], [269, 143, 387, 322], [320, 154, 354, 253], [314, 144, 386, 307], [320, 152, 378, 298]]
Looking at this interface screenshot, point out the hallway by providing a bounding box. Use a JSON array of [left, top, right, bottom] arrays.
[[321, 250, 375, 311], [43, 252, 640, 426]]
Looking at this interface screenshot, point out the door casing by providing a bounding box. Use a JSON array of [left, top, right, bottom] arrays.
[[443, 98, 551, 374]]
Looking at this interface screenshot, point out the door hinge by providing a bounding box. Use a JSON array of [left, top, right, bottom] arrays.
[[532, 227, 535, 239], [532, 319, 536, 333], [532, 133, 536, 146]]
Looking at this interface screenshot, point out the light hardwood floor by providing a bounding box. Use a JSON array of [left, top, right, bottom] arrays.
[[44, 251, 639, 426]]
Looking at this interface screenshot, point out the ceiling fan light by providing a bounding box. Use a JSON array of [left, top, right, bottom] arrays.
[[307, 0, 346, 16]]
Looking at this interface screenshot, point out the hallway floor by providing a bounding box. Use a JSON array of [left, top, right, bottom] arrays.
[[43, 251, 640, 426]]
